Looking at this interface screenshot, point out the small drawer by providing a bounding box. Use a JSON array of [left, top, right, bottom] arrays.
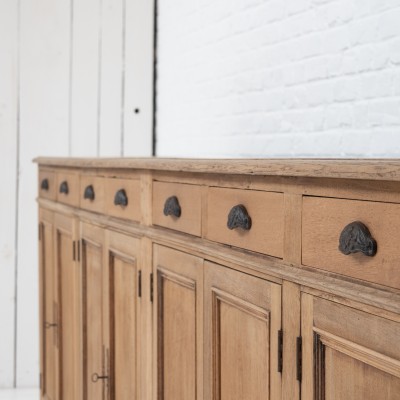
[[152, 181, 202, 236], [56, 171, 80, 207], [38, 170, 56, 200], [206, 187, 284, 258], [105, 177, 141, 222], [302, 196, 400, 289], [80, 176, 105, 213]]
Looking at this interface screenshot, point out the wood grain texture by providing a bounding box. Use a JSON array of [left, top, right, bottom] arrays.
[[204, 261, 281, 400], [56, 171, 80, 207], [38, 196, 400, 317], [34, 157, 400, 182], [153, 245, 203, 400], [152, 181, 202, 236], [206, 187, 284, 258], [302, 196, 400, 289], [104, 177, 141, 222], [79, 175, 105, 214]]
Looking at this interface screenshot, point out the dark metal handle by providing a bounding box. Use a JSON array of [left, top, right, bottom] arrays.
[[339, 221, 377, 257], [163, 196, 181, 218], [44, 322, 57, 329], [41, 179, 49, 191], [91, 373, 109, 383], [114, 189, 128, 207], [59, 181, 69, 195], [227, 204, 252, 230], [84, 185, 95, 201]]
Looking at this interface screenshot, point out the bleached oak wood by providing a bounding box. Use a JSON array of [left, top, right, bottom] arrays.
[[206, 187, 284, 258], [153, 245, 203, 400], [152, 181, 202, 236], [79, 175, 105, 214], [204, 261, 282, 400], [302, 196, 400, 289], [35, 157, 400, 182], [56, 170, 80, 207]]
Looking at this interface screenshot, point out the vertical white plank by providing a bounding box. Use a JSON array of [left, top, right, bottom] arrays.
[[123, 0, 155, 156], [0, 0, 18, 388], [98, 0, 124, 156], [18, 0, 70, 387], [70, 0, 101, 156]]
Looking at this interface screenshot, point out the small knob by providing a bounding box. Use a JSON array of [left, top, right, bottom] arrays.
[[338, 221, 377, 257], [41, 179, 49, 191], [59, 181, 69, 195], [91, 373, 109, 383], [163, 196, 181, 218], [114, 189, 128, 207], [227, 204, 252, 231], [44, 322, 57, 329], [84, 185, 95, 201]]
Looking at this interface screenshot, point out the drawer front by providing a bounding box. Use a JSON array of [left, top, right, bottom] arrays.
[[152, 181, 202, 236], [206, 187, 284, 258], [38, 170, 56, 200], [80, 176, 105, 213], [302, 196, 400, 289], [105, 178, 141, 221], [56, 172, 80, 206]]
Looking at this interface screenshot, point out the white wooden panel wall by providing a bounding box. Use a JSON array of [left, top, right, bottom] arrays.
[[0, 0, 19, 389], [0, 0, 154, 388]]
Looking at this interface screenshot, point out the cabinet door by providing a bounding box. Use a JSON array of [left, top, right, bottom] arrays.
[[104, 230, 141, 400], [54, 213, 80, 400], [301, 294, 400, 400], [39, 209, 58, 400], [153, 245, 203, 400], [204, 262, 282, 400], [81, 222, 106, 400]]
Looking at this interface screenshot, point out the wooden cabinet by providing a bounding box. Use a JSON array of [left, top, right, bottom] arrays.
[[39, 209, 58, 400], [301, 294, 400, 400], [204, 261, 282, 400], [153, 245, 203, 400], [37, 158, 400, 400]]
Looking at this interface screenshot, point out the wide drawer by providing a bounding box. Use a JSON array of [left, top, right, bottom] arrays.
[[152, 181, 202, 236], [38, 169, 56, 200], [206, 187, 284, 258], [80, 175, 105, 213], [56, 171, 80, 207], [105, 177, 141, 222], [302, 196, 400, 289]]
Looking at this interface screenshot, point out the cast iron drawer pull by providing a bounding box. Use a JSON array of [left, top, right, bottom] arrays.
[[91, 373, 109, 383], [41, 179, 49, 191], [227, 204, 252, 231], [114, 189, 128, 207], [84, 185, 95, 201], [59, 181, 69, 195], [338, 221, 377, 257], [163, 196, 181, 218]]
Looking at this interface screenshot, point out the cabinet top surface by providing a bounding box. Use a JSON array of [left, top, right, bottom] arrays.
[[35, 156, 400, 181]]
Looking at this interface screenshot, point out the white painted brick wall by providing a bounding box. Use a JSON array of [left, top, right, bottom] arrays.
[[156, 0, 400, 157]]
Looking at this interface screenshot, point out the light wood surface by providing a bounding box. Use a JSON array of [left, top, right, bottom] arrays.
[[56, 171, 80, 207], [37, 158, 400, 400], [204, 261, 281, 400], [153, 245, 203, 400], [35, 157, 400, 182], [206, 187, 284, 258], [39, 170, 56, 201], [152, 181, 203, 236], [302, 196, 400, 289]]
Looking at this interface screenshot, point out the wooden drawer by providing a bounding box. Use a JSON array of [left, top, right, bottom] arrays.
[[302, 196, 400, 289], [80, 175, 105, 213], [38, 169, 56, 200], [56, 171, 80, 207], [206, 187, 284, 258], [152, 181, 202, 236], [105, 177, 141, 222]]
